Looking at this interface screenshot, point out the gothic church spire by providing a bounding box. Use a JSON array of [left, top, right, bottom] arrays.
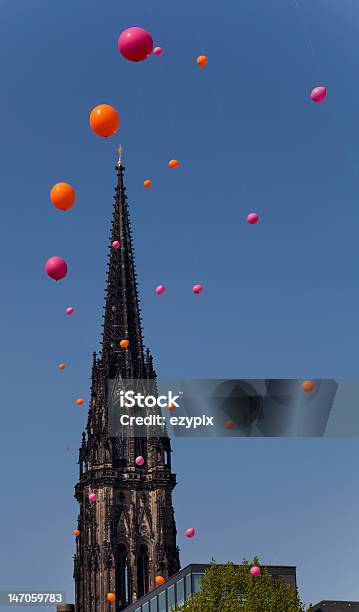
[[74, 152, 180, 612], [101, 152, 145, 380]]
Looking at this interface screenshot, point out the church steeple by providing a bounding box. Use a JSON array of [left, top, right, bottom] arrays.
[[101, 150, 145, 380], [73, 151, 180, 612]]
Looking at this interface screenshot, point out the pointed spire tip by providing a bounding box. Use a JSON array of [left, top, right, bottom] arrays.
[[117, 145, 123, 168]]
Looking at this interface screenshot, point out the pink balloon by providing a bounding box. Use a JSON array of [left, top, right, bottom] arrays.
[[118, 27, 153, 62], [66, 307, 74, 315], [153, 46, 163, 57], [185, 528, 195, 538], [46, 256, 68, 281], [192, 284, 203, 295], [88, 493, 97, 503], [247, 213, 259, 225], [156, 285, 166, 295], [112, 240, 120, 249], [135, 455, 145, 466], [311, 86, 327, 103], [250, 566, 261, 577]]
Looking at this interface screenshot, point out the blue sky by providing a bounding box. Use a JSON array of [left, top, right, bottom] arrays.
[[0, 0, 358, 608]]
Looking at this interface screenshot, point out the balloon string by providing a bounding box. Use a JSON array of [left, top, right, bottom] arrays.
[[146, 0, 156, 29], [182, 0, 250, 206], [291, 0, 325, 82], [146, 0, 176, 148], [291, 0, 358, 176]]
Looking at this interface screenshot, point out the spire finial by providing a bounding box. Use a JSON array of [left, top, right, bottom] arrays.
[[117, 145, 123, 167]]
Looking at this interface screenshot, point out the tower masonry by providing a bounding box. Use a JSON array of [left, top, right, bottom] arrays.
[[73, 153, 180, 611]]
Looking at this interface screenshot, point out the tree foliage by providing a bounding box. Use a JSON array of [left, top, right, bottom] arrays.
[[174, 558, 305, 612]]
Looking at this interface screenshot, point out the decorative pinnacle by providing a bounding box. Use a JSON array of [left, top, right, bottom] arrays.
[[117, 145, 123, 167]]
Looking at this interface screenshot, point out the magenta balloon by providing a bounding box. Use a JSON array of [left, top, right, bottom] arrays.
[[118, 27, 153, 62], [311, 86, 327, 103], [46, 256, 68, 281], [153, 46, 163, 56], [112, 240, 120, 249], [135, 455, 145, 466], [192, 284, 203, 295], [66, 307, 74, 315], [88, 493, 97, 503], [247, 212, 259, 225], [185, 528, 195, 538], [250, 566, 261, 577], [156, 285, 166, 295]]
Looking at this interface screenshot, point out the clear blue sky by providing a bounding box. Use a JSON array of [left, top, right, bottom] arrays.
[[0, 0, 358, 608]]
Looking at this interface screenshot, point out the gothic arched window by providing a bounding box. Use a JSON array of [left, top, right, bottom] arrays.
[[156, 443, 163, 464], [116, 544, 130, 607], [135, 437, 147, 463], [93, 445, 99, 463], [104, 442, 111, 462], [137, 544, 149, 598]]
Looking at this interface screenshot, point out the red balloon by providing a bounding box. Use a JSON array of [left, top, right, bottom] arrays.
[[192, 284, 203, 295], [46, 257, 68, 281], [247, 213, 259, 225], [118, 27, 153, 62], [311, 86, 327, 103]]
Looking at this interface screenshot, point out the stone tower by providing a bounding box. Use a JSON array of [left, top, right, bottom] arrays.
[[73, 153, 180, 611]]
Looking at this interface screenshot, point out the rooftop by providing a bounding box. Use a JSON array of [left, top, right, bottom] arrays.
[[312, 602, 359, 612], [123, 562, 297, 612]]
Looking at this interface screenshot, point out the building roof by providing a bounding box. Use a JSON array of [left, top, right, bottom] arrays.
[[311, 602, 359, 612], [123, 562, 297, 611]]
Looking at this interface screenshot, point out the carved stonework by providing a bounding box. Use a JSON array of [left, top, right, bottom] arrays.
[[74, 161, 180, 612]]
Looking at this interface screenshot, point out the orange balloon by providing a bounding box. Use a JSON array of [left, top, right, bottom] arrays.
[[106, 593, 116, 603], [73, 529, 80, 536], [225, 419, 236, 430], [302, 380, 315, 393], [144, 180, 152, 188], [76, 398, 85, 406], [120, 339, 129, 349], [168, 159, 179, 170], [155, 576, 165, 586], [196, 55, 208, 67], [58, 363, 65, 370], [50, 182, 76, 211], [89, 104, 120, 138]]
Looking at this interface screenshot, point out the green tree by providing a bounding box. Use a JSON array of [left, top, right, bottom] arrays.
[[174, 558, 305, 612]]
